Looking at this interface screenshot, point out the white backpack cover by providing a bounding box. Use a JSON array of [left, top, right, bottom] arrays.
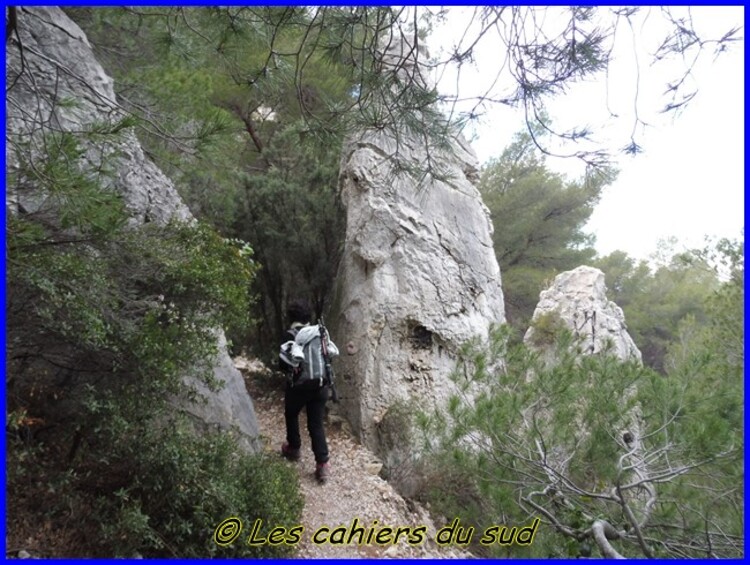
[[280, 324, 338, 388]]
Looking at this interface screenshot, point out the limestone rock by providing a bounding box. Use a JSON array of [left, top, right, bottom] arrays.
[[525, 267, 649, 518], [6, 7, 259, 450], [329, 41, 505, 490], [6, 8, 192, 225], [176, 333, 260, 453], [525, 266, 641, 362]]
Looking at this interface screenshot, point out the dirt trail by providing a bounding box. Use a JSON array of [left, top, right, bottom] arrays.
[[236, 357, 471, 559]]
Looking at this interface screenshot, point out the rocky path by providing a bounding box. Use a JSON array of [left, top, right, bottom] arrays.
[[236, 357, 471, 559]]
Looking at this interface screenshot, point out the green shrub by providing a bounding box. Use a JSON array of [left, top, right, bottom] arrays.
[[7, 129, 295, 557], [95, 420, 303, 557], [527, 309, 566, 347], [417, 324, 743, 558]]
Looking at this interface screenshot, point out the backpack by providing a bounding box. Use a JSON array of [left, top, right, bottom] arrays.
[[280, 324, 339, 390]]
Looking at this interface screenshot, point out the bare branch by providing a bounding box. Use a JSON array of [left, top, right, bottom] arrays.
[[591, 520, 625, 559]]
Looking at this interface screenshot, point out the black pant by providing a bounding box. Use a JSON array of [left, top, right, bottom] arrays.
[[284, 384, 329, 464]]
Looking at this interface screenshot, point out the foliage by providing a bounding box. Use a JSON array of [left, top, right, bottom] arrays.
[[231, 121, 346, 356], [594, 240, 722, 372], [65, 6, 740, 353], [10, 5, 741, 558], [96, 421, 303, 558], [7, 419, 303, 558], [70, 7, 353, 355], [673, 237, 744, 376], [374, 399, 428, 491], [5, 129, 303, 557], [67, 7, 742, 169], [66, 6, 740, 352], [479, 129, 616, 336], [527, 309, 567, 348], [417, 325, 743, 558], [664, 237, 743, 457]]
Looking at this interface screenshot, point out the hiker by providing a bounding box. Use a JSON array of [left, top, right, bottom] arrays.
[[279, 299, 338, 483]]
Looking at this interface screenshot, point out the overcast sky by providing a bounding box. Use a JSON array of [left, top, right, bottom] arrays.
[[427, 6, 744, 262]]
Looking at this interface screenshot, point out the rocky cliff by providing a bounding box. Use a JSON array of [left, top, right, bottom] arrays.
[[330, 39, 506, 490], [6, 7, 260, 450]]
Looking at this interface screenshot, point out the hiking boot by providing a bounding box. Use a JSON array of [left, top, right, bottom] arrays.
[[281, 442, 300, 462], [315, 462, 330, 483]]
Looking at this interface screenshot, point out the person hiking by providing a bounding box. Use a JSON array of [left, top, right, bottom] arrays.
[[279, 299, 337, 483]]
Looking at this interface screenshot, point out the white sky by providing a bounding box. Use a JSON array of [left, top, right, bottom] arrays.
[[425, 6, 745, 261]]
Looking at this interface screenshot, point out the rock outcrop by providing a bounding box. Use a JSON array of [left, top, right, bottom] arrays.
[[6, 7, 259, 450], [525, 266, 641, 362], [330, 39, 506, 490], [524, 266, 645, 511]]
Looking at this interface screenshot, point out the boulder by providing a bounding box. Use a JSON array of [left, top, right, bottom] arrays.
[[524, 266, 642, 362], [6, 7, 260, 450], [329, 39, 506, 489]]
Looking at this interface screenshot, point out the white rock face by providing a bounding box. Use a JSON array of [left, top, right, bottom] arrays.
[[6, 7, 259, 450], [330, 77, 506, 476], [525, 267, 647, 515], [525, 266, 641, 362], [6, 8, 192, 225], [178, 333, 261, 453]]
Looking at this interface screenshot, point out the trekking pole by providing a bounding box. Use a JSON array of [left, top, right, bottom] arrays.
[[318, 318, 339, 403]]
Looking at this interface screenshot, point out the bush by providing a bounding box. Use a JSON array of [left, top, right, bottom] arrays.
[[417, 324, 743, 558], [6, 130, 295, 557], [527, 309, 566, 347], [96, 420, 303, 557], [7, 420, 304, 558]]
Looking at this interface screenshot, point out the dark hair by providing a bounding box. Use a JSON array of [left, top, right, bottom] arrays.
[[287, 299, 312, 325]]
